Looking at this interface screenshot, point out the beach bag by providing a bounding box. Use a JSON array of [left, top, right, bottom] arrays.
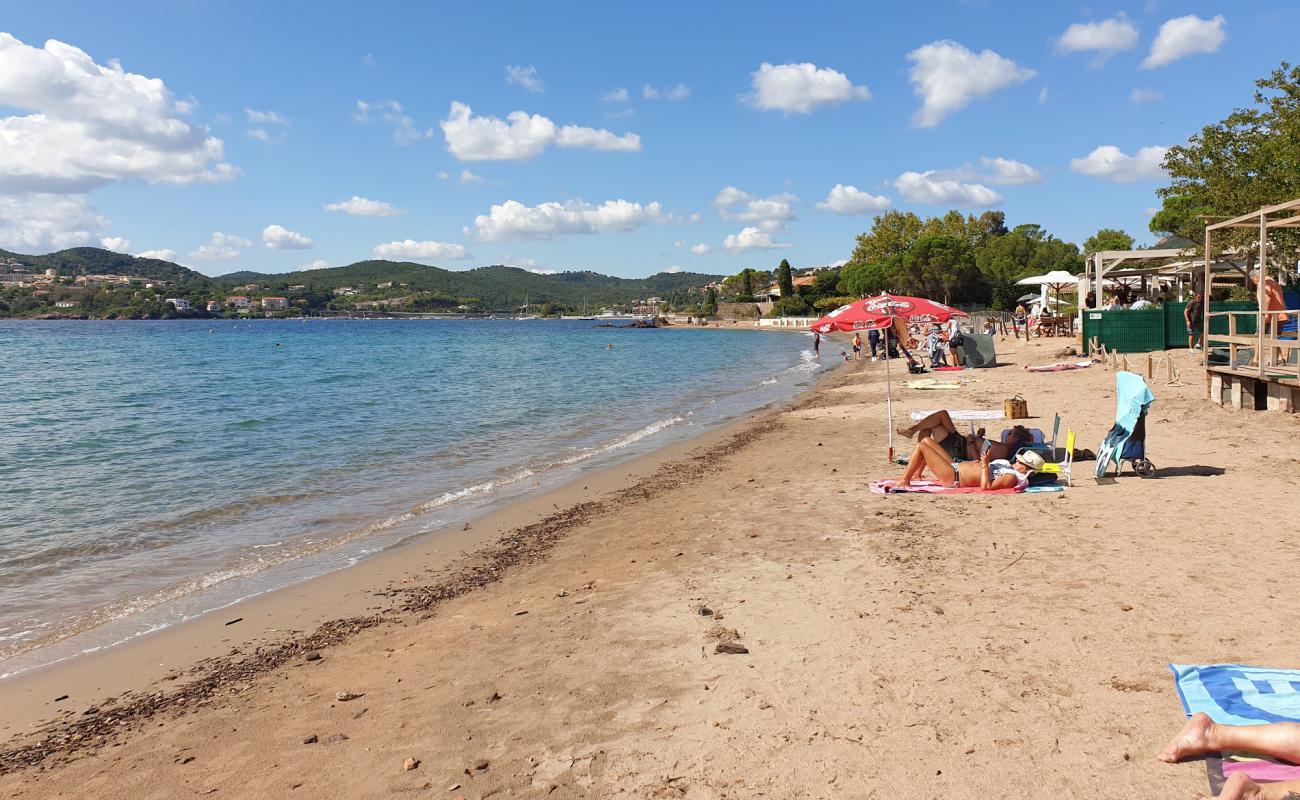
[[1004, 394, 1029, 419]]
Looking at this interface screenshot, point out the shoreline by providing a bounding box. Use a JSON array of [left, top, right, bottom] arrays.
[[0, 353, 846, 756]]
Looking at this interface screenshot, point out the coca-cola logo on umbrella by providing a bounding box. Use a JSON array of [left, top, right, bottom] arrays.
[[863, 298, 914, 315]]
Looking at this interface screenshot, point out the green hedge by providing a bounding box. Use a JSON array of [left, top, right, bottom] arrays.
[[1081, 301, 1258, 352]]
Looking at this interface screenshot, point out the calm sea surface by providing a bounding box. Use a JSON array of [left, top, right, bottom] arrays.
[[0, 319, 823, 677]]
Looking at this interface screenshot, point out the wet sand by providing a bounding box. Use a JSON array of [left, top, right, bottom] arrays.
[[2, 335, 1298, 799]]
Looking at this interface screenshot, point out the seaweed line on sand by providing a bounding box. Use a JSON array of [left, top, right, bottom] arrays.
[[0, 412, 791, 775]]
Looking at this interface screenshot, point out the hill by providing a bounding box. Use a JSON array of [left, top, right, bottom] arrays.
[[212, 261, 723, 310], [0, 247, 210, 285]]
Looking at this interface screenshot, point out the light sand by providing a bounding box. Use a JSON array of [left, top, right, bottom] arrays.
[[3, 335, 1299, 799]]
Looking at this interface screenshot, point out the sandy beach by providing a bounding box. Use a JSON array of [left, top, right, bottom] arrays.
[[3, 334, 1298, 799]]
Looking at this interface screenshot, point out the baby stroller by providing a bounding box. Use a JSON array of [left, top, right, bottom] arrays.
[[1096, 372, 1156, 478]]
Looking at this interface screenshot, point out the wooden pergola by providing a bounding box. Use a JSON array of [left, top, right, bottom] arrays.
[[1203, 198, 1300, 382]]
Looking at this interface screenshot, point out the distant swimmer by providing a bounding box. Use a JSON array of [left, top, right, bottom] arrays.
[[274, 342, 283, 348], [606, 343, 615, 349]]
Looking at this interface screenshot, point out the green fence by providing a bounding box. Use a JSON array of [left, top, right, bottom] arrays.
[[1081, 301, 1258, 352]]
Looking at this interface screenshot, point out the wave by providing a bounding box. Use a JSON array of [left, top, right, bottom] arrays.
[[554, 416, 684, 467]]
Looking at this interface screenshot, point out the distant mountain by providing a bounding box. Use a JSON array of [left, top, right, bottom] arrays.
[[0, 247, 210, 285], [211, 261, 724, 309]]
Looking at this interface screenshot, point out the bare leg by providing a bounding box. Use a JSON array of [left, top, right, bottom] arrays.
[[1161, 713, 1300, 764], [893, 438, 957, 488], [897, 410, 957, 439], [1203, 771, 1300, 800]]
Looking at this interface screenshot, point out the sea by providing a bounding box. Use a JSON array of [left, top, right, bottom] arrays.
[[0, 318, 825, 678]]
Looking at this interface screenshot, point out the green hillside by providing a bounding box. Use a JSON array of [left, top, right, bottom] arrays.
[[0, 247, 210, 285]]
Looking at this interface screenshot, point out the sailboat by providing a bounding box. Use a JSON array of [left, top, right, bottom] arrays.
[[562, 297, 596, 320], [518, 293, 540, 320]]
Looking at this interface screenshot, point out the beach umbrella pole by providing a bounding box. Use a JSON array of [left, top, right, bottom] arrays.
[[885, 321, 894, 464]]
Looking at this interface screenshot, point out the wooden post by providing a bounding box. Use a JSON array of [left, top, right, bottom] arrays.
[[1203, 228, 1212, 367], [1258, 212, 1268, 378], [1146, 353, 1153, 380]]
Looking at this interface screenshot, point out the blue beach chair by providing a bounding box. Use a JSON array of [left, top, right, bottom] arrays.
[[1096, 372, 1156, 479]]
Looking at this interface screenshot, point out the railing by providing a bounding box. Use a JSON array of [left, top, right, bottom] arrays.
[[1204, 308, 1300, 380], [757, 317, 818, 328]]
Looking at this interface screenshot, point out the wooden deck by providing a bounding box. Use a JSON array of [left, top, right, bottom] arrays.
[[1206, 364, 1299, 411]]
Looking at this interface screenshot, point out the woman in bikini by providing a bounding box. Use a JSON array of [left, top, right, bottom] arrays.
[[891, 437, 1042, 491]]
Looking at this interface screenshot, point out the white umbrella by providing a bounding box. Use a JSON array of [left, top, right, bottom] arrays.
[[1017, 270, 1079, 312]]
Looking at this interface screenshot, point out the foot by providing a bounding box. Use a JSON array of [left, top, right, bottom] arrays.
[[1205, 771, 1264, 800], [1159, 712, 1215, 763], [895, 426, 915, 439]]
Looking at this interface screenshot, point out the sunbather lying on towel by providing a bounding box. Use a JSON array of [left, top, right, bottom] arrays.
[[897, 411, 1033, 462], [892, 436, 1043, 491], [1161, 712, 1300, 799]]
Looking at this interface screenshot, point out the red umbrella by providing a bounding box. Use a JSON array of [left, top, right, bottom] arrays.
[[810, 293, 970, 463]]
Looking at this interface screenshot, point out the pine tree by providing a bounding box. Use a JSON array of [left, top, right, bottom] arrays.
[[777, 259, 794, 298]]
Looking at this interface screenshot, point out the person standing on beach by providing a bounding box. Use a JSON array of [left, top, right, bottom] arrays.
[[1185, 290, 1204, 351], [867, 328, 881, 361], [812, 330, 821, 357], [852, 332, 862, 360], [1012, 304, 1028, 341]]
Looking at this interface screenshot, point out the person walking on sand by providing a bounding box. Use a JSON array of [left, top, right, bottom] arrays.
[[1160, 711, 1300, 799], [1185, 289, 1204, 351], [867, 327, 881, 361], [1012, 304, 1028, 341], [812, 330, 820, 356], [852, 331, 862, 360]]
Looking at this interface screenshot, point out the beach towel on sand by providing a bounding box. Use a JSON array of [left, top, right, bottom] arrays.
[[907, 379, 963, 390], [1170, 663, 1300, 792], [910, 409, 1004, 421], [1025, 360, 1092, 372], [869, 479, 1063, 495]]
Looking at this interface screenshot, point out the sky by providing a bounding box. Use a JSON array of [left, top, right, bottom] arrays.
[[0, 1, 1296, 278]]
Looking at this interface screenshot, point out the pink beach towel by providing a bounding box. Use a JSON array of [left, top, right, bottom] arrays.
[[869, 479, 1024, 495], [1222, 759, 1300, 783]]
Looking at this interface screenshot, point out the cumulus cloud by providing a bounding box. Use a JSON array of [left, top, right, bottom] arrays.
[[661, 265, 684, 274], [893, 171, 1003, 206], [712, 186, 797, 225], [690, 243, 711, 255], [136, 248, 176, 261], [1068, 145, 1169, 182], [353, 100, 433, 145], [0, 33, 234, 193], [906, 40, 1035, 127], [372, 239, 470, 260], [505, 64, 544, 93], [1143, 15, 1226, 69], [1131, 88, 1163, 104], [0, 193, 106, 251], [262, 224, 312, 249], [601, 87, 629, 103], [470, 199, 663, 241], [440, 102, 640, 160], [816, 184, 892, 215], [643, 83, 691, 101], [245, 108, 289, 126], [744, 62, 869, 113], [1056, 16, 1139, 60], [324, 196, 406, 217], [100, 235, 131, 252], [459, 169, 485, 185], [247, 128, 274, 143], [978, 156, 1042, 185], [190, 231, 250, 261], [722, 226, 791, 253], [298, 259, 332, 270]]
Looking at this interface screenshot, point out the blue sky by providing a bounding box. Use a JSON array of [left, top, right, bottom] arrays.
[[1, 1, 1295, 278]]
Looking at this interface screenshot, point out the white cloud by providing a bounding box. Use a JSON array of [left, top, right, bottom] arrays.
[[1038, 86, 1049, 105], [661, 265, 684, 274], [1143, 15, 1226, 69], [0, 193, 105, 251], [1130, 88, 1163, 104], [372, 239, 470, 260], [601, 87, 629, 103], [906, 40, 1035, 127], [690, 243, 711, 255], [262, 224, 313, 249], [353, 100, 433, 145], [136, 248, 176, 261], [247, 128, 272, 143], [100, 235, 131, 253], [643, 83, 691, 101], [458, 169, 485, 185], [672, 239, 685, 247], [190, 231, 250, 261], [979, 156, 1042, 185], [689, 212, 701, 223], [470, 198, 663, 241], [816, 184, 892, 215], [722, 226, 791, 253], [361, 53, 375, 67], [1068, 145, 1169, 182], [436, 171, 450, 181], [324, 196, 406, 217], [245, 108, 289, 126], [712, 186, 797, 224], [1056, 16, 1139, 59], [505, 64, 544, 93], [440, 102, 640, 160], [744, 63, 869, 113], [299, 259, 332, 270], [0, 33, 234, 193], [528, 267, 557, 275], [893, 171, 1003, 206]]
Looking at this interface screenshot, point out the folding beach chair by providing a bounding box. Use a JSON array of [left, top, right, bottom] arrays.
[[1000, 414, 1060, 459], [1037, 428, 1075, 486]]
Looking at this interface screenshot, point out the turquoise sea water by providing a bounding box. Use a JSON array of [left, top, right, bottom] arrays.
[[0, 319, 823, 677]]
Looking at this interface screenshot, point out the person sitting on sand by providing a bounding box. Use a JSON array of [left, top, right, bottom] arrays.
[[1160, 711, 1300, 800], [891, 438, 1043, 491], [897, 412, 1035, 463]]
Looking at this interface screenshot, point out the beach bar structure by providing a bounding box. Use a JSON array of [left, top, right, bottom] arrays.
[[1203, 198, 1300, 412]]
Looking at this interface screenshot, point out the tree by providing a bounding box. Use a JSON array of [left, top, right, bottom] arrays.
[[974, 226, 1083, 310], [890, 235, 983, 304], [1082, 228, 1134, 256], [742, 268, 753, 298], [1155, 61, 1300, 263], [836, 261, 890, 297], [776, 259, 794, 298], [702, 287, 718, 316], [849, 210, 924, 266]]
